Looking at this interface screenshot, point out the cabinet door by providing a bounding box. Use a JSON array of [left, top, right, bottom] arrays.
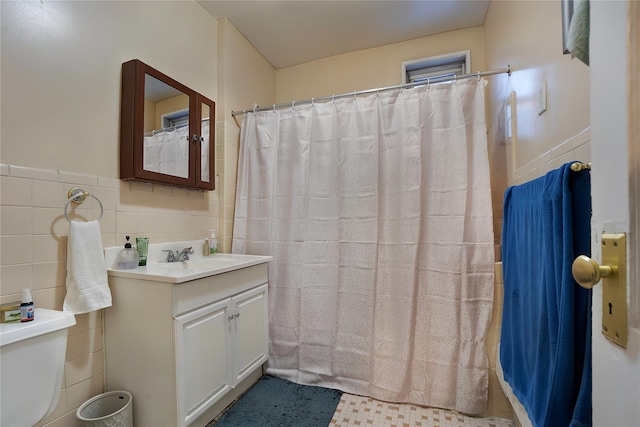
[[232, 284, 269, 384], [195, 94, 215, 190], [175, 298, 232, 427]]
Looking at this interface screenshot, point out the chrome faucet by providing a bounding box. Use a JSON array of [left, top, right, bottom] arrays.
[[163, 247, 194, 262], [176, 247, 194, 261], [162, 250, 176, 263]]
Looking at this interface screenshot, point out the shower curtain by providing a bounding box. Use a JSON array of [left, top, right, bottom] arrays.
[[143, 125, 190, 178], [232, 80, 494, 414]]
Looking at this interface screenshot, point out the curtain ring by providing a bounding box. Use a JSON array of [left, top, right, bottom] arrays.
[[273, 104, 276, 112], [311, 97, 315, 105], [427, 78, 431, 90], [292, 100, 296, 109], [477, 71, 481, 82], [243, 109, 247, 115], [453, 74, 457, 84], [253, 106, 257, 114]]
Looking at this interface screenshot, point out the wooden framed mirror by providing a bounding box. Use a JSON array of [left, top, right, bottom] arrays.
[[120, 59, 215, 190]]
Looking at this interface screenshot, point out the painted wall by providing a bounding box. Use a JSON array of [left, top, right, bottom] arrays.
[[0, 2, 222, 426], [216, 18, 277, 252], [483, 0, 591, 248], [275, 26, 486, 103], [1, 1, 217, 178]]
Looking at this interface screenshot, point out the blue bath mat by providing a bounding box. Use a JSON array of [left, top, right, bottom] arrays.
[[210, 375, 342, 427]]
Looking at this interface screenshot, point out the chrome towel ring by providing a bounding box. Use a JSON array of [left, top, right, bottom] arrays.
[[64, 187, 104, 222]]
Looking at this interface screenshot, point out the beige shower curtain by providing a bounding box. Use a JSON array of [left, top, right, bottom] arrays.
[[232, 80, 494, 414]]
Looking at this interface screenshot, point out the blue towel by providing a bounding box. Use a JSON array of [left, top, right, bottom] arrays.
[[500, 162, 592, 427]]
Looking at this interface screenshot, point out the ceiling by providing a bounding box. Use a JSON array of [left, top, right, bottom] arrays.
[[197, 0, 491, 69]]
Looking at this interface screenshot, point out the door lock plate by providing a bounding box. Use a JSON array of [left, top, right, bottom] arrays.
[[601, 233, 627, 348]]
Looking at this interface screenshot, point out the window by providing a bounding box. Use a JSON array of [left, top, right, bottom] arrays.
[[401, 51, 470, 84], [162, 109, 189, 129]]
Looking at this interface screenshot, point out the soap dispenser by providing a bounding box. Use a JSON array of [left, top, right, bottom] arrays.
[[209, 230, 219, 255], [117, 236, 139, 269]]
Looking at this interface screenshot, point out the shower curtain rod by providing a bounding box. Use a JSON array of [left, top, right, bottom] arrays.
[[231, 64, 511, 117], [144, 117, 211, 136]]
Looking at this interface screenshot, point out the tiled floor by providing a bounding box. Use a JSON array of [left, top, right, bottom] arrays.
[[329, 394, 514, 427]]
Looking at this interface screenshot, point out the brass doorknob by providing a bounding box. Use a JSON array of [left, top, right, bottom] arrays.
[[571, 255, 615, 289]]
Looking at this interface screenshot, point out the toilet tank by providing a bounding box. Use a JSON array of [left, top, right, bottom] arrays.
[[0, 308, 76, 427]]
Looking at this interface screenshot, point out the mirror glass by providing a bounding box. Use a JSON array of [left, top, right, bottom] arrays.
[[143, 74, 190, 178], [200, 101, 211, 183]]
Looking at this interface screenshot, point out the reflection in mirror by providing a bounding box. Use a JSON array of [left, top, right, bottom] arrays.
[[201, 102, 211, 183], [143, 74, 190, 178]]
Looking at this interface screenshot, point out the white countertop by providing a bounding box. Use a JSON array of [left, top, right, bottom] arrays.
[[107, 254, 272, 283]]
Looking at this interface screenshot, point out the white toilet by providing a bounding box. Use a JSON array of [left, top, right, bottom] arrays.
[[0, 308, 76, 427]]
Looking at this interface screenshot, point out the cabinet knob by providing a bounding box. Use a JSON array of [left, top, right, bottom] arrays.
[[227, 314, 234, 321], [235, 313, 240, 318]]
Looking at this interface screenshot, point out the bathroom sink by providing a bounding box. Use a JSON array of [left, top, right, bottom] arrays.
[[160, 256, 241, 271], [105, 242, 272, 283]]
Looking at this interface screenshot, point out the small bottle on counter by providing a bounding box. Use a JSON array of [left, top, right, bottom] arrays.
[[209, 230, 219, 255], [20, 288, 34, 322], [203, 238, 210, 256]]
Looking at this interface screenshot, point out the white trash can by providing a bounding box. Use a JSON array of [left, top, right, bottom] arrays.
[[77, 390, 133, 427]]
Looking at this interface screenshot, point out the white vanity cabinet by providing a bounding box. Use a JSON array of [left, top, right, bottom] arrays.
[[174, 284, 268, 426], [104, 259, 270, 427]]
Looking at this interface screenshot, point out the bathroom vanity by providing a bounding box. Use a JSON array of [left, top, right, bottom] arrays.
[[103, 250, 272, 427]]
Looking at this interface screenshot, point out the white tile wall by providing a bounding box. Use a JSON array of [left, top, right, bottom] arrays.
[[1, 163, 220, 427], [488, 102, 592, 253]]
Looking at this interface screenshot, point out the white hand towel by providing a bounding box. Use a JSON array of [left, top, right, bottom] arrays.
[[63, 220, 112, 314]]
